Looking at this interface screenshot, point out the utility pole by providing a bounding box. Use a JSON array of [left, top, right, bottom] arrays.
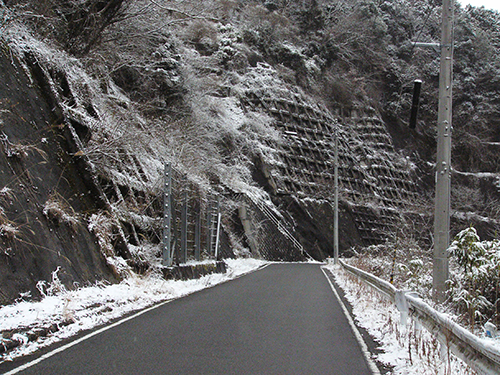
[[433, 0, 454, 302], [333, 121, 339, 265]]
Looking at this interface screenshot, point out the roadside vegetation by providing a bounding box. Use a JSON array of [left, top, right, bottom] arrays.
[[349, 226, 500, 338]]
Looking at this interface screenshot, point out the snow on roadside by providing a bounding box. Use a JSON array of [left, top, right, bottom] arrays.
[[325, 262, 474, 375], [0, 258, 266, 364]]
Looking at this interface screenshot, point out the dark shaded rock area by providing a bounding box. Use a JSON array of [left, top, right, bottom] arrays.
[[0, 52, 117, 305]]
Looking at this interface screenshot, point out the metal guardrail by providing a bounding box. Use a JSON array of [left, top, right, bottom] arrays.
[[339, 259, 500, 375]]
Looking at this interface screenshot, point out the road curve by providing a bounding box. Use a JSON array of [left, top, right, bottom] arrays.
[[4, 263, 375, 375]]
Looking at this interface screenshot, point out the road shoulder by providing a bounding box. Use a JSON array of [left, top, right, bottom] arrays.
[[321, 266, 393, 375]]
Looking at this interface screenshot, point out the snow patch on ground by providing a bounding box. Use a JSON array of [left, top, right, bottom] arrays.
[[0, 258, 266, 364], [325, 263, 475, 375]]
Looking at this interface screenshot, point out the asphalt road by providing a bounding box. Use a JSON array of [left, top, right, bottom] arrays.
[[4, 263, 376, 375]]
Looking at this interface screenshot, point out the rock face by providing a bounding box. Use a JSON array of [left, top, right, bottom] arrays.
[[0, 51, 117, 305], [0, 45, 240, 304]]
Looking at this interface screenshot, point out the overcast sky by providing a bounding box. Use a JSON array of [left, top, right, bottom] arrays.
[[458, 0, 500, 11]]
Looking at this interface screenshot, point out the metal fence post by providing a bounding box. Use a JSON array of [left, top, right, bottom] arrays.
[[214, 195, 221, 260], [206, 195, 213, 256], [195, 211, 201, 261], [162, 162, 172, 267], [180, 175, 188, 264]]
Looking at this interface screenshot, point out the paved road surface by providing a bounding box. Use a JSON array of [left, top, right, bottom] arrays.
[[4, 263, 376, 375]]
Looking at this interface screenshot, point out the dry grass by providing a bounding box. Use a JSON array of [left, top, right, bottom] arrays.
[[42, 192, 80, 230]]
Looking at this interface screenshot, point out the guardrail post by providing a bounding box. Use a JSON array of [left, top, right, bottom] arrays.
[[395, 290, 409, 326]]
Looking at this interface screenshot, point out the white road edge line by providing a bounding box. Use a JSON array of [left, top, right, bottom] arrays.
[[2, 298, 173, 375], [3, 263, 271, 375], [321, 266, 381, 375]]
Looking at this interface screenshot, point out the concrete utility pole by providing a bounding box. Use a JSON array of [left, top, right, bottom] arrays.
[[433, 0, 454, 302]]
